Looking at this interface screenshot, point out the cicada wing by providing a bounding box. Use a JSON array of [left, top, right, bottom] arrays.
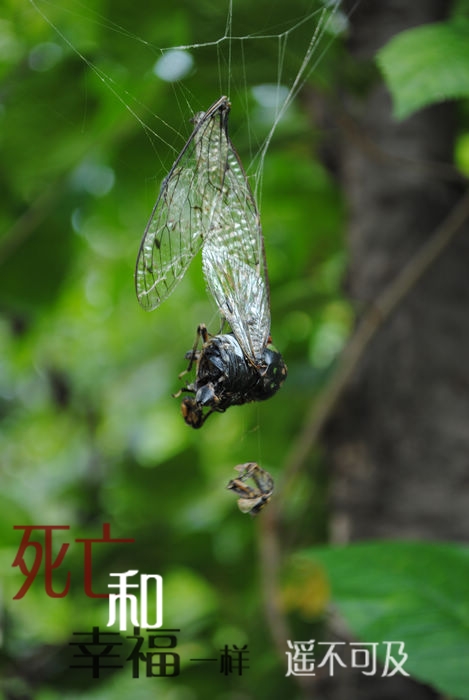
[[135, 96, 231, 312], [202, 143, 271, 361], [135, 167, 205, 311], [203, 249, 270, 359]]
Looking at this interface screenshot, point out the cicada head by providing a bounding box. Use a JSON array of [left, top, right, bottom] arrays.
[[181, 397, 205, 429], [254, 346, 287, 401]]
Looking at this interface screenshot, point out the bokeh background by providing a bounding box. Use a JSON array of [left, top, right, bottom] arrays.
[[1, 1, 469, 699]]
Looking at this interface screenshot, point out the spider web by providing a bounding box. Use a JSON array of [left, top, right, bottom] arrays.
[[28, 0, 346, 206], [27, 0, 348, 370]]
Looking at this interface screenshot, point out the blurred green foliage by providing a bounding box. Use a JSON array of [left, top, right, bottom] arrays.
[[377, 17, 469, 120], [0, 1, 347, 697], [307, 542, 469, 698], [2, 1, 469, 699]]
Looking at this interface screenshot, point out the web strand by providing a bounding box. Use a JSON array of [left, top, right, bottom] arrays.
[[29, 0, 343, 186]]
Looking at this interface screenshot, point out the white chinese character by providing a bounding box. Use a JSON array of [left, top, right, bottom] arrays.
[[107, 570, 163, 631], [350, 642, 379, 676], [317, 642, 347, 676], [285, 639, 316, 676], [382, 641, 409, 676]]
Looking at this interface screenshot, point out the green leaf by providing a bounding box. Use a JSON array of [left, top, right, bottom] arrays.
[[302, 541, 469, 699], [377, 20, 469, 120]]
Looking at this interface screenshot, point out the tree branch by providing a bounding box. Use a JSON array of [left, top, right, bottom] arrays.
[[279, 187, 469, 506]]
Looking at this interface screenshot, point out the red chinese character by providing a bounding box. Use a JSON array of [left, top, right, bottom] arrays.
[[12, 525, 70, 599], [76, 523, 134, 598]]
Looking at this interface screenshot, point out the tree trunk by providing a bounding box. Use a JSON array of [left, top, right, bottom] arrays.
[[321, 0, 469, 697]]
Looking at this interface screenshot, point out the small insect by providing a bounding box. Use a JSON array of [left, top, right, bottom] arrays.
[[135, 96, 286, 427], [226, 462, 274, 515]]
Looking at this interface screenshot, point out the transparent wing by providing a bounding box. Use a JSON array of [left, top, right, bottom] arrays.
[[135, 167, 203, 310], [135, 96, 231, 311], [202, 140, 271, 361]]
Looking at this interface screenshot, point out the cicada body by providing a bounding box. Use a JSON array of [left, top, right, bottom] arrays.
[[179, 325, 287, 428], [135, 97, 286, 427]]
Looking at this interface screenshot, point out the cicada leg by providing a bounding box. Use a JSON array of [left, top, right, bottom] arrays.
[[178, 323, 211, 379]]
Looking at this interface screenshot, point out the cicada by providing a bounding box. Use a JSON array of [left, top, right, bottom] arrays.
[[135, 96, 286, 427]]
